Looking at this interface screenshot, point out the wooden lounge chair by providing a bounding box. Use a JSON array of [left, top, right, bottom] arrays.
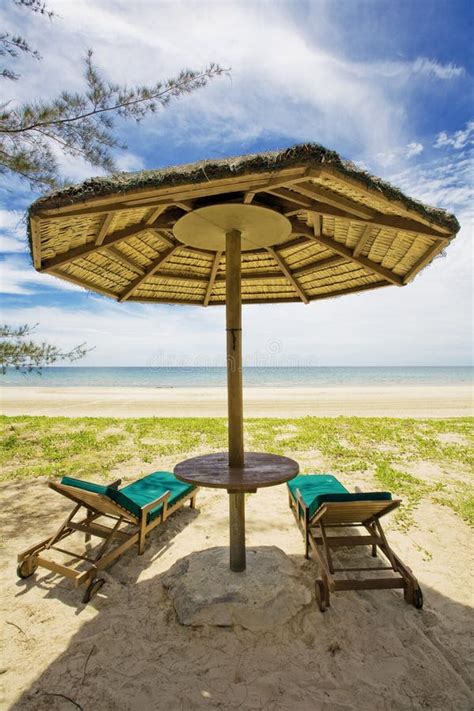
[[17, 471, 198, 603], [287, 474, 423, 612]]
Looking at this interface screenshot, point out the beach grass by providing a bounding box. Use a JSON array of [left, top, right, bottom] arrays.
[[1, 415, 472, 527]]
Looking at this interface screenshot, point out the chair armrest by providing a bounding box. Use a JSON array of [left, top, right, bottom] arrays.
[[108, 479, 122, 489], [141, 490, 171, 516]]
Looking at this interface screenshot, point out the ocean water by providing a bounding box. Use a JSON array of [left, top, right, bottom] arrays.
[[1, 366, 472, 388]]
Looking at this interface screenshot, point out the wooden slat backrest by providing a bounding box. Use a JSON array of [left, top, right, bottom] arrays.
[[311, 499, 400, 525], [49, 482, 139, 523]]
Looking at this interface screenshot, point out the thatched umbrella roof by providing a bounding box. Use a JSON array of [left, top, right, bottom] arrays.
[[28, 143, 459, 306]]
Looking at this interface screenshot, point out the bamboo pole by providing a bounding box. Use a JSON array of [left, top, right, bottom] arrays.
[[225, 229, 245, 572], [229, 492, 245, 572]]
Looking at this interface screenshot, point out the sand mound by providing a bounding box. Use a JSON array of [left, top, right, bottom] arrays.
[[163, 546, 312, 630]]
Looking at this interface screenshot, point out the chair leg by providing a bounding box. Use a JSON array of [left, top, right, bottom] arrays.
[[367, 519, 423, 609], [83, 511, 96, 545], [315, 575, 330, 612], [404, 580, 415, 605], [190, 494, 197, 509], [138, 517, 147, 555], [365, 522, 378, 557], [322, 574, 331, 608], [92, 516, 124, 562], [45, 503, 82, 550], [319, 522, 335, 573], [138, 532, 145, 555]]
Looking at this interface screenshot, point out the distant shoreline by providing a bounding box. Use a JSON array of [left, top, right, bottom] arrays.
[[1, 382, 472, 389], [1, 365, 472, 390], [1, 385, 472, 418]]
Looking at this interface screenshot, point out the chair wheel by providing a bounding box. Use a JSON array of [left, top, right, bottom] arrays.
[[17, 558, 37, 579], [315, 580, 327, 612], [413, 585, 423, 610], [82, 577, 105, 603]]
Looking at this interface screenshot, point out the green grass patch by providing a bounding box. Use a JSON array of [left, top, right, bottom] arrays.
[[432, 480, 474, 527], [374, 461, 443, 529], [1, 415, 472, 527]]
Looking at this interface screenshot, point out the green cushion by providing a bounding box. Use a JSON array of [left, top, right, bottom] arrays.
[[288, 475, 392, 518], [109, 471, 195, 522], [60, 472, 195, 522], [60, 476, 109, 496], [288, 475, 349, 517], [105, 487, 141, 518]]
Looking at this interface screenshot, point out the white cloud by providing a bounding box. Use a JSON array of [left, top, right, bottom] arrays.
[[2, 1, 469, 170], [387, 155, 473, 211], [0, 256, 85, 295], [350, 56, 465, 83], [0, 209, 28, 253], [2, 0, 468, 182], [411, 57, 465, 80], [375, 151, 397, 167], [2, 0, 435, 164], [0, 301, 226, 366], [434, 121, 474, 150], [114, 152, 146, 172], [405, 142, 423, 158], [376, 141, 424, 166]]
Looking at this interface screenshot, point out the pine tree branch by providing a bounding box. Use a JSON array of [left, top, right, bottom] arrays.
[[2, 64, 226, 133], [1, 1, 228, 190], [0, 324, 91, 374], [13, 0, 55, 18]]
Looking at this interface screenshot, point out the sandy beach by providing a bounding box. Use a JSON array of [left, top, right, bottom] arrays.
[[2, 465, 473, 709], [1, 384, 472, 418], [1, 411, 472, 708]]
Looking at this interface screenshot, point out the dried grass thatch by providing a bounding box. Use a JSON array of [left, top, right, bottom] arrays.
[[28, 143, 459, 306]]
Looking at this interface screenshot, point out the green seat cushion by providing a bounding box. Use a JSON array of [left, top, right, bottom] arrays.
[[288, 475, 392, 518], [109, 471, 195, 522], [288, 475, 349, 517], [60, 476, 109, 496]]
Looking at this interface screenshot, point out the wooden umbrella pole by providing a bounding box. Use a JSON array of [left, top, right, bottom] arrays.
[[226, 229, 245, 572]]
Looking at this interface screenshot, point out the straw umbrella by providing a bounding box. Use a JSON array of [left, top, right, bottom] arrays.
[[27, 143, 459, 571]]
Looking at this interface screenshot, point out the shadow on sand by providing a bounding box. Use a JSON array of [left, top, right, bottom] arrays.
[[12, 498, 200, 613], [9, 528, 473, 711]]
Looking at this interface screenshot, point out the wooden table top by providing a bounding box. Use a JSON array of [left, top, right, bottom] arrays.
[[174, 451, 299, 493]]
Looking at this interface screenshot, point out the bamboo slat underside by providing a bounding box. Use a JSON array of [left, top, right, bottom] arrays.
[[119, 245, 181, 301], [266, 247, 309, 303]]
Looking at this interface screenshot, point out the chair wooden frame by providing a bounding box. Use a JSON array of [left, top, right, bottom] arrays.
[[288, 486, 423, 611], [17, 478, 198, 603]]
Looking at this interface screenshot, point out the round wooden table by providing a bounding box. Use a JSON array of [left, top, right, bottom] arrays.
[[174, 452, 299, 572]]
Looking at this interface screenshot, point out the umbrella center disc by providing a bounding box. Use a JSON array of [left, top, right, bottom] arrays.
[[172, 203, 292, 251]]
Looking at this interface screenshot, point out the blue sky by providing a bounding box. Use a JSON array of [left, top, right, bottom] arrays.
[[0, 0, 472, 366]]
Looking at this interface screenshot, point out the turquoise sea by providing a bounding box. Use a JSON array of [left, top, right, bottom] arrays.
[[1, 366, 472, 388]]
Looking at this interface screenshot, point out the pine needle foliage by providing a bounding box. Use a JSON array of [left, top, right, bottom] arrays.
[[0, 324, 89, 374], [0, 1, 227, 190]]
